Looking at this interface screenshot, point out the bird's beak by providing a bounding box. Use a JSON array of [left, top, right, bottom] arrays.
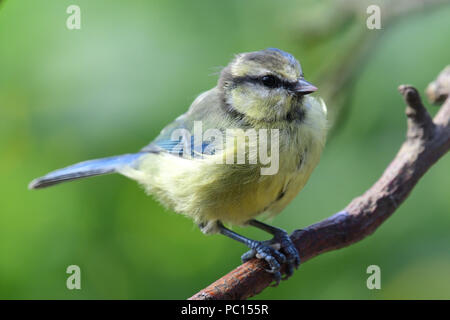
[[293, 78, 317, 95]]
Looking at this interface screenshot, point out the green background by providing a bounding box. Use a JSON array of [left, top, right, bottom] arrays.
[[0, 0, 449, 299]]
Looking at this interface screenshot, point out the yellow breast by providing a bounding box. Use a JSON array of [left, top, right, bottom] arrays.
[[119, 96, 327, 229]]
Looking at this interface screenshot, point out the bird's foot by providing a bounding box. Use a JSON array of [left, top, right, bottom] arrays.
[[241, 230, 300, 286]]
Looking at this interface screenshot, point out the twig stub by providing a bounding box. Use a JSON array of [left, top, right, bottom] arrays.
[[426, 66, 450, 105], [399, 85, 435, 141]]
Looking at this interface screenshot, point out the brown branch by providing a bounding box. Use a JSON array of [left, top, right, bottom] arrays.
[[189, 66, 450, 300]]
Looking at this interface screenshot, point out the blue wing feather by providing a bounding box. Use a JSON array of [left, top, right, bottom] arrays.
[[151, 136, 213, 157]]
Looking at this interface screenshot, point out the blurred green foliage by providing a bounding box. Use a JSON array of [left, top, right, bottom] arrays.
[[0, 0, 449, 299]]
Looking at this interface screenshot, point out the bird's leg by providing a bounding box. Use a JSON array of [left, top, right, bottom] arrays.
[[242, 219, 301, 280], [217, 221, 285, 285]]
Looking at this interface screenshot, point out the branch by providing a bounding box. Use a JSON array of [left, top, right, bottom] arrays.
[[189, 66, 450, 300]]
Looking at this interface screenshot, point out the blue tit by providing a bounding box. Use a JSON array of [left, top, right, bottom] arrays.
[[29, 48, 327, 283]]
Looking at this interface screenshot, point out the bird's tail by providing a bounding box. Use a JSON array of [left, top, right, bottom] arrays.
[[28, 153, 146, 189]]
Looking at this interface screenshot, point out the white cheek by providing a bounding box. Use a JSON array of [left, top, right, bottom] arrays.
[[228, 85, 288, 118], [242, 85, 271, 109], [251, 84, 270, 99]]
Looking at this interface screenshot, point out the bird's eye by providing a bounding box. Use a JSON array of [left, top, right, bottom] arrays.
[[261, 75, 280, 88]]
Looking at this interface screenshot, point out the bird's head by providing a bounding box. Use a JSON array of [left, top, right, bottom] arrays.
[[219, 48, 317, 123]]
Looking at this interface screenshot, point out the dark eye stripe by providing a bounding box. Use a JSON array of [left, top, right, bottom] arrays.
[[261, 75, 280, 88], [231, 75, 296, 90]]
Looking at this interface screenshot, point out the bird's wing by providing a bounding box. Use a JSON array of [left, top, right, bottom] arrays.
[[141, 87, 242, 158]]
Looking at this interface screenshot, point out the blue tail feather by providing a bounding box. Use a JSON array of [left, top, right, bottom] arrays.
[[29, 153, 145, 189]]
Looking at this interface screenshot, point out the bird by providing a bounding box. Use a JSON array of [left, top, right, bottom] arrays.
[[29, 48, 327, 284]]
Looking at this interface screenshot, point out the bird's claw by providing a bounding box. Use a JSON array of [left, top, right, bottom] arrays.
[[240, 231, 300, 286], [275, 231, 301, 271]]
